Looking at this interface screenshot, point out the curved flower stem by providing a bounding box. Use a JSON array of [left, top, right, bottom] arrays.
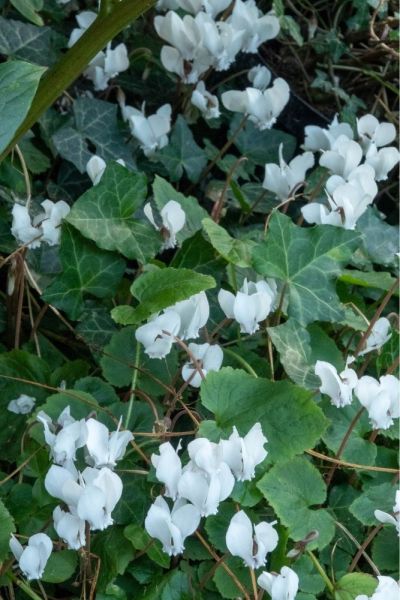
[[324, 407, 365, 487], [7, 573, 44, 600], [250, 567, 258, 599], [348, 525, 382, 573], [306, 550, 334, 596], [125, 340, 141, 429], [0, 0, 157, 161], [223, 347, 258, 377], [195, 531, 251, 600]]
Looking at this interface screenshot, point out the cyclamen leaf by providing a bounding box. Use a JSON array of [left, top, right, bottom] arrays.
[[0, 60, 45, 153], [252, 212, 362, 325], [202, 218, 254, 267], [349, 482, 396, 526], [42, 224, 126, 320], [42, 550, 78, 583], [112, 267, 216, 325], [268, 320, 343, 389], [67, 163, 160, 262], [334, 573, 377, 600], [0, 500, 15, 561], [257, 456, 335, 549], [200, 368, 328, 463]]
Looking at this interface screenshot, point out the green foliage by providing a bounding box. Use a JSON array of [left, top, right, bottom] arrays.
[[200, 368, 328, 463], [68, 163, 160, 261], [112, 267, 216, 324], [43, 223, 126, 319], [334, 573, 377, 600], [0, 60, 45, 153], [0, 500, 15, 561], [258, 457, 335, 549], [253, 212, 362, 324]]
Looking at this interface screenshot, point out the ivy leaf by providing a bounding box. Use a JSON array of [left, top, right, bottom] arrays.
[[202, 218, 254, 268], [232, 117, 296, 166], [112, 267, 216, 325], [339, 269, 397, 293], [42, 224, 126, 320], [257, 456, 336, 549], [0, 499, 15, 561], [52, 98, 135, 172], [357, 207, 398, 267], [200, 368, 328, 463], [0, 17, 65, 66], [10, 0, 43, 26], [152, 175, 208, 243], [268, 320, 343, 389], [0, 60, 45, 153], [252, 212, 362, 325], [67, 163, 160, 262], [155, 116, 207, 182]]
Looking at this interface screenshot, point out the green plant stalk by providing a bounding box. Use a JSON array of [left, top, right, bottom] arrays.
[[126, 340, 141, 429], [0, 0, 156, 161], [7, 573, 44, 600], [223, 347, 258, 378], [307, 550, 335, 596]]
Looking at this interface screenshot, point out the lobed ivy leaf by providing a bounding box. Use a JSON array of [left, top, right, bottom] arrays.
[[10, 0, 44, 26], [202, 218, 254, 267], [0, 60, 45, 153], [112, 267, 216, 325], [0, 17, 65, 66], [67, 163, 160, 262], [200, 368, 328, 463], [257, 456, 336, 549], [357, 207, 399, 267], [42, 224, 126, 320], [252, 212, 362, 325], [155, 116, 207, 182]]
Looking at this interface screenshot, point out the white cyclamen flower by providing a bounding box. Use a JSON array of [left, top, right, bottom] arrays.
[[144, 200, 186, 249], [37, 407, 88, 467], [218, 278, 277, 334], [319, 135, 363, 179], [178, 461, 234, 516], [135, 310, 181, 359], [85, 417, 133, 469], [45, 465, 123, 531], [364, 144, 400, 181], [315, 359, 358, 407], [53, 506, 86, 550], [154, 12, 211, 83], [86, 155, 126, 186], [145, 496, 200, 555], [258, 566, 299, 600], [355, 576, 400, 600], [171, 291, 210, 340], [228, 0, 280, 53], [9, 534, 52, 581], [182, 343, 223, 387], [222, 79, 290, 131], [151, 441, 182, 500], [357, 114, 396, 151], [11, 205, 41, 248], [219, 423, 267, 481], [359, 317, 391, 356], [263, 144, 314, 200], [11, 200, 70, 249], [195, 13, 245, 72], [7, 394, 36, 414], [122, 101, 172, 157], [38, 200, 70, 246], [191, 81, 220, 119], [226, 510, 278, 569], [374, 489, 400, 537], [248, 65, 272, 90], [355, 374, 400, 430], [303, 114, 354, 152]]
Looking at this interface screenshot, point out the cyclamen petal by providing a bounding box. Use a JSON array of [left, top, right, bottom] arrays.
[[145, 496, 200, 556], [359, 317, 391, 355], [182, 342, 223, 387], [315, 360, 358, 407], [53, 506, 86, 550], [374, 489, 400, 536], [135, 310, 181, 358], [355, 374, 399, 430], [220, 423, 267, 481], [226, 510, 278, 569], [10, 534, 52, 581], [151, 441, 182, 500], [355, 576, 399, 600], [7, 394, 36, 414], [258, 566, 299, 600], [218, 279, 277, 334]]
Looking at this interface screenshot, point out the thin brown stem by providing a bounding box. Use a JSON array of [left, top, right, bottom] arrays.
[[324, 407, 365, 487]]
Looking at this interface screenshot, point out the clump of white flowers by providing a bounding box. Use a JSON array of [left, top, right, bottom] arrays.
[[11, 200, 70, 249], [299, 113, 399, 229], [374, 489, 400, 536], [145, 423, 268, 553], [68, 12, 129, 90], [7, 404, 134, 574], [154, 0, 280, 83]]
